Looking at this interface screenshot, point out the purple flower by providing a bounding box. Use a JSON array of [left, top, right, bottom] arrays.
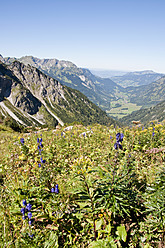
[[152, 132, 155, 137], [28, 212, 32, 219], [22, 199, 27, 206], [38, 163, 41, 167], [29, 220, 32, 225], [116, 133, 124, 143], [41, 157, 45, 163], [55, 184, 59, 194], [114, 142, 118, 150], [22, 215, 26, 220], [110, 136, 112, 139], [26, 203, 32, 211], [29, 233, 34, 238], [20, 138, 24, 145], [21, 208, 25, 215], [51, 188, 55, 193]]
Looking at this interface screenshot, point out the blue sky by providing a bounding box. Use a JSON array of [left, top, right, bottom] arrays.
[[1, 0, 165, 72]]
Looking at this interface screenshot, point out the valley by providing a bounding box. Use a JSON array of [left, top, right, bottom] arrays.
[[0, 54, 165, 126]]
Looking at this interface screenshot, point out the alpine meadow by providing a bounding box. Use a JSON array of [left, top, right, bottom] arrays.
[[1, 0, 165, 247]]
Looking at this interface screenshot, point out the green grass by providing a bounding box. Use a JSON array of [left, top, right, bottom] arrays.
[[107, 102, 142, 118], [0, 122, 164, 247]]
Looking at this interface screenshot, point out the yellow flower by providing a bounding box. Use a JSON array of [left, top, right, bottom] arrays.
[[19, 154, 26, 160]]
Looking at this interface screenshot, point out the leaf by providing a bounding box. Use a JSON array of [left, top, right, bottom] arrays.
[[96, 218, 103, 231], [89, 240, 107, 248], [104, 223, 111, 234], [77, 201, 90, 208], [116, 225, 127, 242]]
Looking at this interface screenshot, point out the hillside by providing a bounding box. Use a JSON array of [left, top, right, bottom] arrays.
[[125, 76, 165, 108], [0, 61, 117, 127], [112, 70, 164, 87], [0, 55, 123, 113], [1, 55, 165, 120], [120, 100, 165, 125]]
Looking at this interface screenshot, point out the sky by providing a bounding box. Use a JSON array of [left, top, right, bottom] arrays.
[[1, 0, 165, 73]]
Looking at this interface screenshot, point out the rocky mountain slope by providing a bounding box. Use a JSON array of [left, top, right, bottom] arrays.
[[1, 55, 165, 122], [112, 70, 164, 87], [0, 55, 123, 112], [120, 100, 165, 125], [0, 61, 117, 127]]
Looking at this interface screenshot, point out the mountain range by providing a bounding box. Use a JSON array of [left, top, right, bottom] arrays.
[[0, 54, 165, 125], [0, 60, 116, 127], [0, 55, 124, 113], [111, 70, 164, 87]]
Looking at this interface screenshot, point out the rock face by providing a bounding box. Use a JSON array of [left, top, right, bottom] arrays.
[[0, 60, 117, 127], [0, 55, 122, 113]]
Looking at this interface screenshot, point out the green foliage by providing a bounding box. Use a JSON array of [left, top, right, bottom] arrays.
[[0, 122, 164, 247]]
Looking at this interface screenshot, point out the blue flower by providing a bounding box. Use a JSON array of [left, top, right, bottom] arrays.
[[41, 157, 45, 163], [38, 163, 41, 167], [116, 133, 124, 143], [29, 220, 32, 225], [114, 132, 124, 150], [37, 138, 39, 143], [21, 208, 25, 215], [22, 215, 26, 220], [55, 184, 59, 194], [152, 132, 155, 137], [29, 233, 34, 238], [28, 212, 32, 219], [20, 138, 24, 145], [51, 188, 55, 193], [26, 203, 32, 211], [22, 199, 27, 206]]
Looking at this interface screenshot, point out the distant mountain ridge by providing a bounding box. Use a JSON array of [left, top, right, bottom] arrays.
[[1, 55, 165, 122], [0, 60, 117, 127], [112, 70, 164, 87]]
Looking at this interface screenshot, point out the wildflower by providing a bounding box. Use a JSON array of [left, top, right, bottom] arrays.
[[26, 203, 32, 211], [37, 138, 39, 143], [20, 138, 24, 145], [22, 215, 26, 220], [110, 135, 112, 139], [51, 188, 55, 193], [41, 157, 45, 163], [114, 132, 124, 150], [28, 212, 32, 219], [38, 163, 41, 167], [29, 220, 32, 225], [152, 132, 155, 137], [29, 233, 34, 238], [116, 133, 124, 143], [114, 142, 122, 150], [21, 208, 25, 215], [22, 199, 27, 206], [55, 184, 59, 194]]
